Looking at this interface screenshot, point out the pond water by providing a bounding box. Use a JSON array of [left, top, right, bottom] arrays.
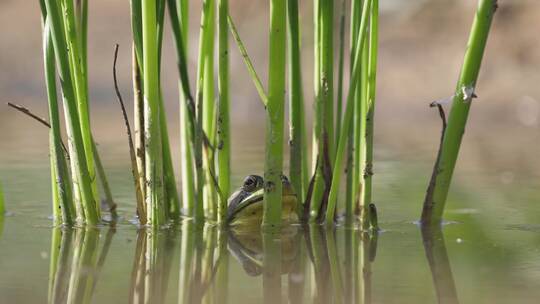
[[1, 140, 539, 304]]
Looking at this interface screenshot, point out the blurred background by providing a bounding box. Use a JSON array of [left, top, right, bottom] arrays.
[[1, 0, 539, 199], [2, 2, 540, 303]]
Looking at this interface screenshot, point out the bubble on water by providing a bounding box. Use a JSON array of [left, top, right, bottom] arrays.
[[40, 251, 48, 259], [516, 96, 540, 127], [500, 171, 515, 185], [456, 238, 463, 244]]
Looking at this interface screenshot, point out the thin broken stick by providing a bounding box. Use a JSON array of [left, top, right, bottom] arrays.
[[112, 44, 146, 224], [6, 101, 69, 156]]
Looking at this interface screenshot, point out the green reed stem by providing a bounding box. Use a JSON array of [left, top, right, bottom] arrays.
[[355, 29, 369, 225], [325, 0, 371, 225], [43, 1, 85, 222], [308, 0, 334, 223], [43, 19, 74, 225], [217, 0, 230, 224], [364, 0, 378, 207], [287, 0, 308, 211], [336, 0, 346, 146], [159, 92, 181, 220], [131, 2, 147, 222], [193, 0, 214, 222], [262, 0, 287, 229], [321, 0, 334, 161], [179, 99, 196, 217], [345, 0, 361, 221], [167, 0, 193, 102], [61, 0, 99, 208], [350, 71, 361, 221], [131, 0, 144, 70], [351, 0, 374, 226], [43, 0, 99, 225], [228, 16, 268, 105], [421, 0, 497, 226], [75, 0, 89, 129], [167, 0, 198, 219], [202, 0, 218, 220], [155, 1, 181, 221], [50, 157, 60, 221], [308, 2, 323, 222], [142, 0, 166, 226]]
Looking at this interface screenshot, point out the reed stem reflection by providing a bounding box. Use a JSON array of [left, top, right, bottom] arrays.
[[48, 227, 115, 304], [129, 228, 176, 304], [262, 231, 282, 304], [227, 225, 379, 304], [43, 223, 386, 304], [421, 227, 459, 304], [305, 226, 378, 304], [129, 222, 229, 304]]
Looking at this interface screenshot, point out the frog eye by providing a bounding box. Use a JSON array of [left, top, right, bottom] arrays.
[[243, 175, 263, 192], [243, 176, 257, 191]]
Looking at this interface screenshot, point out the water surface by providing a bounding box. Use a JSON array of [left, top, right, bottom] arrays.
[[1, 142, 539, 304]]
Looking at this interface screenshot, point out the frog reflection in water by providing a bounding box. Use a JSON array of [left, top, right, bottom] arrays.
[[226, 175, 299, 227], [228, 224, 301, 276]]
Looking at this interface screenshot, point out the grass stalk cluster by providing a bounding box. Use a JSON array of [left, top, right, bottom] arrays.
[[166, 0, 231, 225], [39, 0, 116, 226], [128, 0, 184, 226], [32, 0, 494, 230], [326, 0, 379, 227]]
